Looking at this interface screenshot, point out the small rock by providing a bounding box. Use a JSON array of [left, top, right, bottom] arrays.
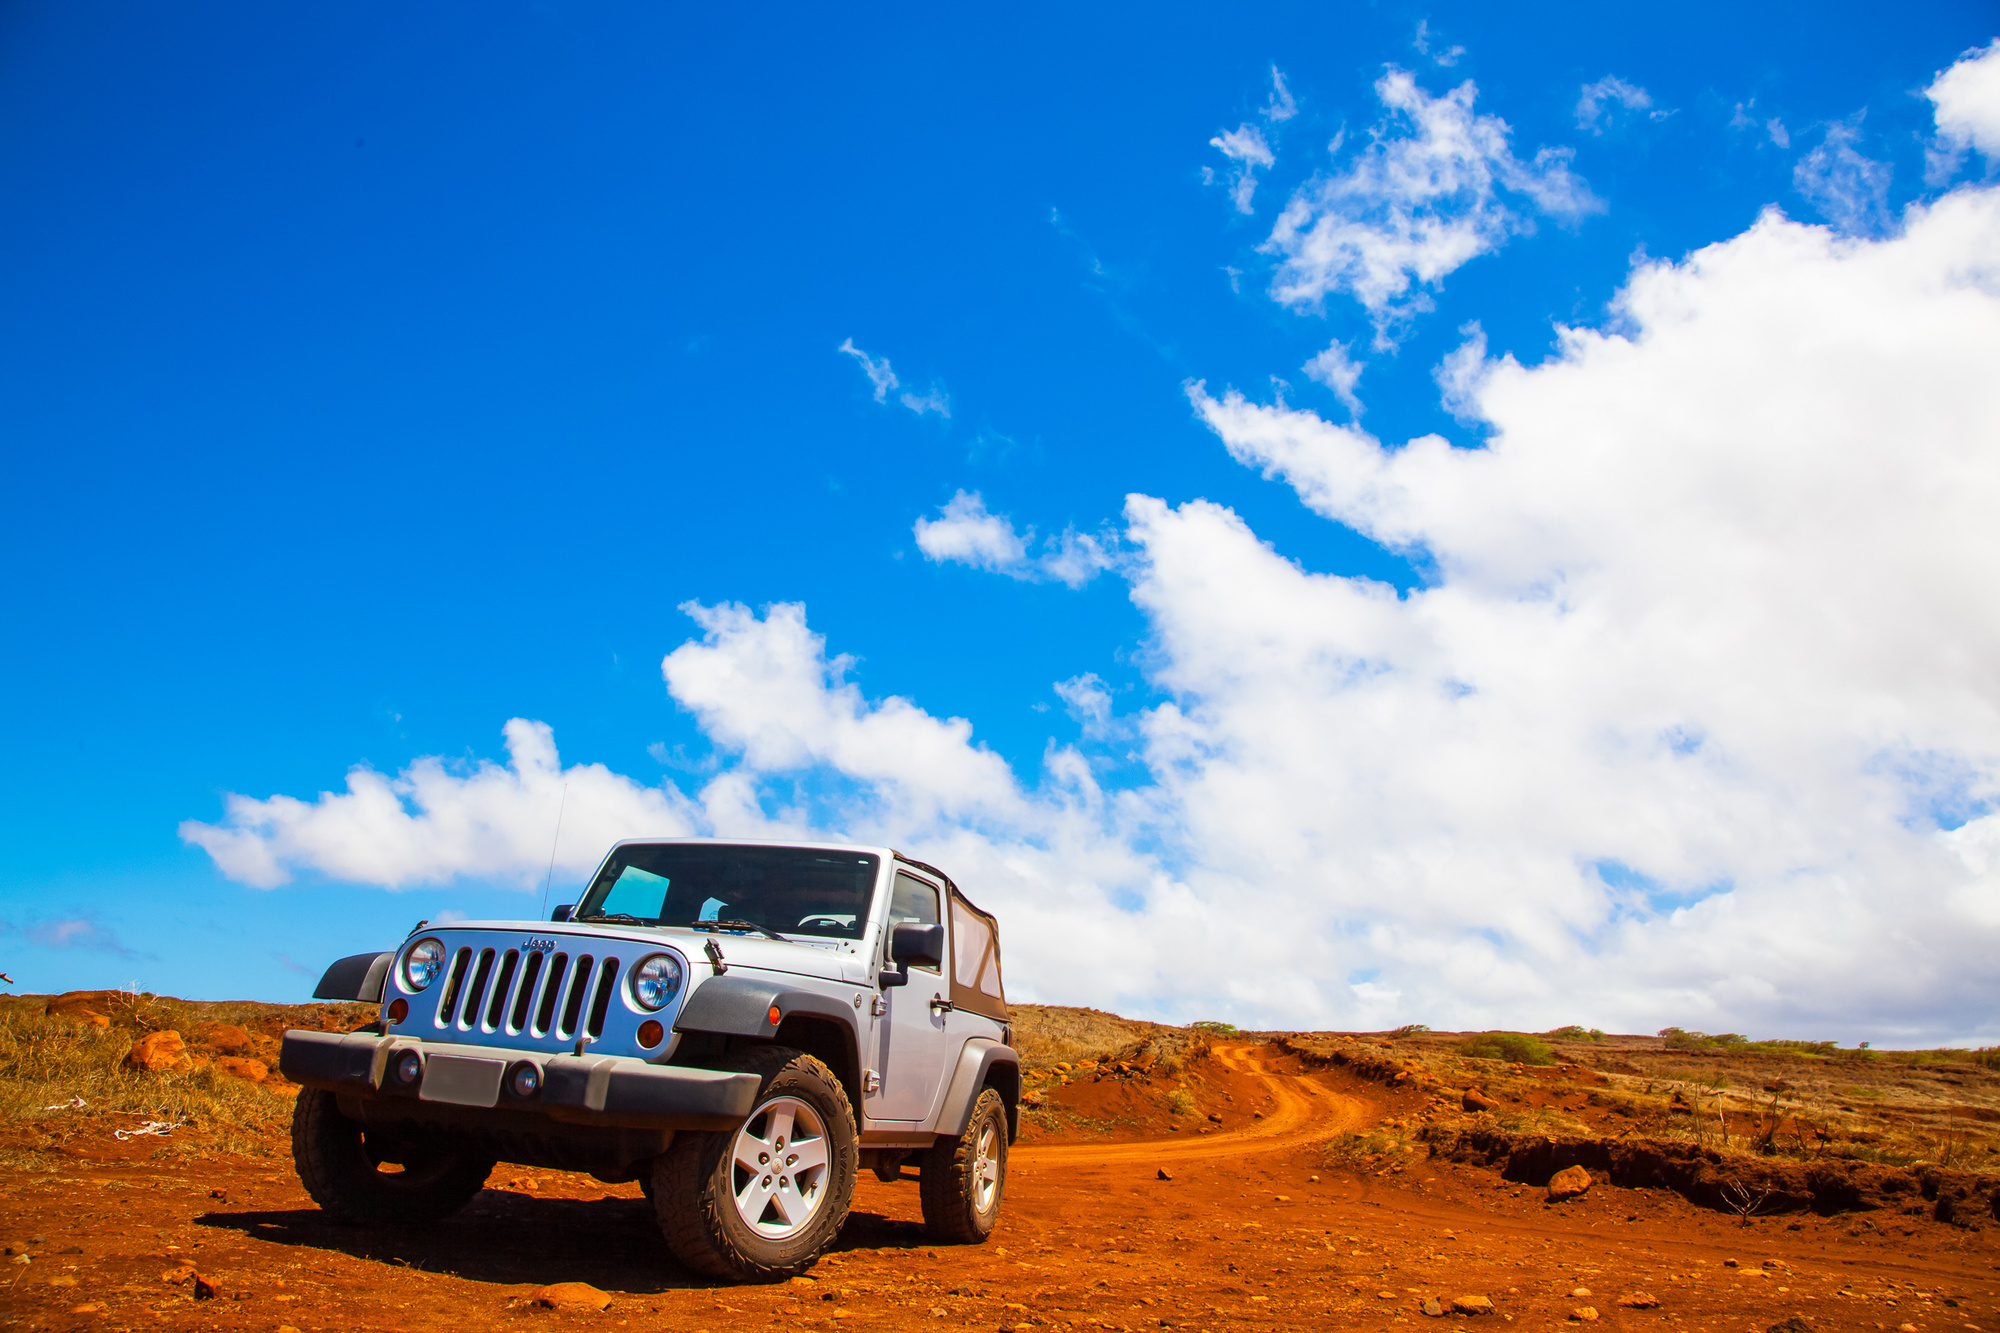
[[1569, 1308, 1600, 1323], [45, 990, 120, 1025], [1309, 1174, 1320, 1183], [192, 1022, 254, 1053], [1724, 1259, 1740, 1268], [790, 1276, 818, 1286], [1421, 1298, 1445, 1317], [1899, 1326, 1918, 1333], [1207, 1113, 1223, 1124], [70, 1304, 102, 1314], [192, 1273, 218, 1300], [531, 1282, 612, 1312], [1463, 1089, 1499, 1112], [1157, 1169, 1173, 1181], [1451, 1295, 1495, 1316], [1615, 1293, 1659, 1310], [1274, 1194, 1289, 1202], [1378, 1290, 1398, 1300], [278, 1327, 302, 1333], [47, 1275, 77, 1287], [1546, 1165, 1593, 1202], [8, 1254, 28, 1267], [126, 1030, 191, 1074], [930, 1307, 948, 1317], [215, 1056, 269, 1083], [1571, 1288, 1592, 1297], [1766, 1321, 1813, 1333]]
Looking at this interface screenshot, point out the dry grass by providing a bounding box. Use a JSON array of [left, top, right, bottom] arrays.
[[0, 992, 374, 1138]]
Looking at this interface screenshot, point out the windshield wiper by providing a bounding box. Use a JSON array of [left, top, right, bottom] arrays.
[[686, 919, 789, 941], [577, 912, 648, 925]]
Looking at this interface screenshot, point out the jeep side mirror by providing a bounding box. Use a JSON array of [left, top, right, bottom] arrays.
[[551, 904, 574, 922], [890, 922, 944, 970]]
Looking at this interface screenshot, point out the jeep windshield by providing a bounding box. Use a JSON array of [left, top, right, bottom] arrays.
[[574, 844, 879, 941]]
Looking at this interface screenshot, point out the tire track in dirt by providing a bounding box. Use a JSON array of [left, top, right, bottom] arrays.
[[1017, 1040, 1366, 1165]]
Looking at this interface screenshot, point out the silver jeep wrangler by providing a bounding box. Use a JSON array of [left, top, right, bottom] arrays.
[[279, 839, 1018, 1280]]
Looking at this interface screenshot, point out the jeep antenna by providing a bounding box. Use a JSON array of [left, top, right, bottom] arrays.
[[538, 782, 569, 920]]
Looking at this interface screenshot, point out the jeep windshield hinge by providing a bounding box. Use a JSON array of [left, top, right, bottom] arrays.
[[703, 937, 727, 975]]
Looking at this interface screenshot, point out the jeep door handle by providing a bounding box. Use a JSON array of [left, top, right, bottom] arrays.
[[929, 996, 954, 1014]]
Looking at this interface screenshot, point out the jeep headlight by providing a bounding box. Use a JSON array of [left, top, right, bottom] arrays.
[[630, 952, 684, 1010], [402, 937, 447, 991]]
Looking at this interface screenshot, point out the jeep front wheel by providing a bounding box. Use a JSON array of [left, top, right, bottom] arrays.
[[291, 1088, 494, 1226], [653, 1046, 858, 1280], [919, 1085, 1008, 1242]]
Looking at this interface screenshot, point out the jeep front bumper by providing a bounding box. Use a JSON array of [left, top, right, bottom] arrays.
[[279, 1030, 760, 1132]]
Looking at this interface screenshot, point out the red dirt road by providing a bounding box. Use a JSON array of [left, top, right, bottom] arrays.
[[4, 1040, 1997, 1333]]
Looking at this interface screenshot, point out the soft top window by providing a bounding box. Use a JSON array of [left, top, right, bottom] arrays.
[[577, 844, 880, 940], [947, 888, 1008, 1021]]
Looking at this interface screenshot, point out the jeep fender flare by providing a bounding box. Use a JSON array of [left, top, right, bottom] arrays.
[[936, 1038, 1020, 1143], [673, 975, 860, 1043], [314, 951, 394, 1004]]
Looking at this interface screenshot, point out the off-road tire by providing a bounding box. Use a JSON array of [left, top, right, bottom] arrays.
[[653, 1046, 858, 1281], [291, 1088, 495, 1226], [919, 1086, 1008, 1242]]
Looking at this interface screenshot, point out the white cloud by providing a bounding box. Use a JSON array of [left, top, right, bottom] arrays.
[[1263, 66, 1298, 123], [1264, 68, 1601, 347], [1412, 20, 1464, 68], [186, 89, 2000, 1044], [180, 718, 701, 888], [1054, 673, 1115, 737], [913, 491, 1116, 589], [1793, 121, 1892, 236], [1926, 39, 2000, 181], [1301, 338, 1365, 418], [1209, 123, 1276, 214], [837, 338, 951, 418], [1575, 76, 1665, 134]]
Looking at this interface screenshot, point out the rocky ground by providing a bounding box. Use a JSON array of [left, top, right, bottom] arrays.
[[1, 997, 1996, 1333]]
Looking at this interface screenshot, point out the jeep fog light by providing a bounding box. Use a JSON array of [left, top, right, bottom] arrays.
[[630, 953, 684, 1010], [402, 937, 446, 991], [393, 1050, 422, 1085], [507, 1062, 540, 1098]]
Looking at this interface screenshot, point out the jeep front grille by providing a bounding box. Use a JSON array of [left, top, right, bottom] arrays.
[[433, 946, 622, 1042]]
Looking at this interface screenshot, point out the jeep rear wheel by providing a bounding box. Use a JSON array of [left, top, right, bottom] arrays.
[[291, 1088, 494, 1226], [653, 1045, 858, 1280], [919, 1086, 1008, 1242]]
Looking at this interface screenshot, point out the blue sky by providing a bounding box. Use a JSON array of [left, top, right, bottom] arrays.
[[5, 3, 1999, 1041]]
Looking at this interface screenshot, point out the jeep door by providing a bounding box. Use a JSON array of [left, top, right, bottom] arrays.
[[869, 869, 952, 1122]]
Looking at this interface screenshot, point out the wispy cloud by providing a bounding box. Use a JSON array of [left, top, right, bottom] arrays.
[[1209, 124, 1276, 214], [1794, 120, 1892, 236], [1264, 68, 1601, 347], [1575, 76, 1670, 134], [4, 916, 141, 957], [913, 491, 1116, 589], [1302, 338, 1365, 418], [837, 339, 951, 418], [1412, 20, 1464, 68]]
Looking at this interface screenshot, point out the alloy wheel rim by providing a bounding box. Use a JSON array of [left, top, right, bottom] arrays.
[[972, 1117, 1000, 1212], [729, 1095, 830, 1238]]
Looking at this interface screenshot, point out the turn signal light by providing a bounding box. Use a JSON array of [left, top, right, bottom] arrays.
[[637, 1019, 664, 1048], [767, 1004, 782, 1026], [386, 998, 409, 1025]]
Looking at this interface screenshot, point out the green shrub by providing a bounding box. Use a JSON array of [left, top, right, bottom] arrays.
[[1457, 1032, 1554, 1065], [1190, 1020, 1237, 1035], [1544, 1025, 1604, 1042], [1391, 1023, 1431, 1037], [1164, 1089, 1196, 1118]]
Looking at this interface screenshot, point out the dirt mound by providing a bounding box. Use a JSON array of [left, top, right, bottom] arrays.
[[1423, 1124, 2000, 1221]]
